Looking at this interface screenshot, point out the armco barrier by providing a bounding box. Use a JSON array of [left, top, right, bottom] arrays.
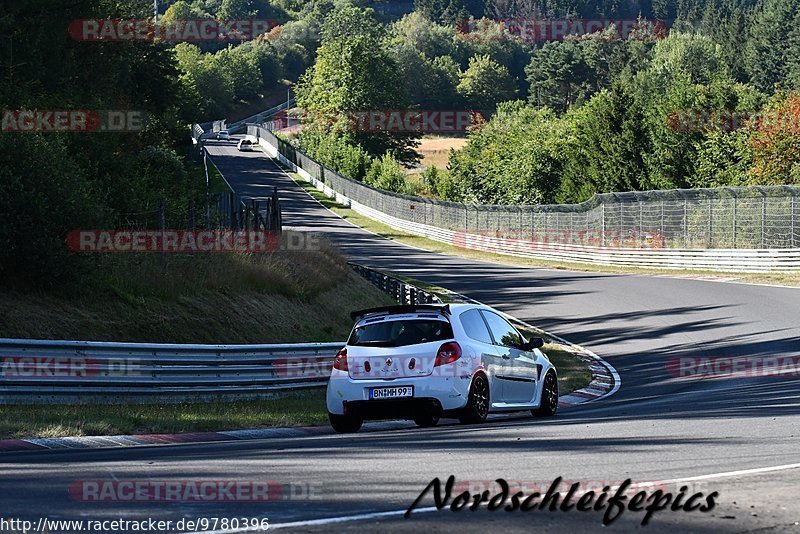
[[246, 125, 800, 273], [0, 339, 342, 404]]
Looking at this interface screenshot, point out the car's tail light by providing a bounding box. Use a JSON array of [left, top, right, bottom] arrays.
[[333, 348, 348, 371], [434, 342, 462, 367]]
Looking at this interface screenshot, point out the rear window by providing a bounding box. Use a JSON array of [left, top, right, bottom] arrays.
[[348, 319, 453, 347]]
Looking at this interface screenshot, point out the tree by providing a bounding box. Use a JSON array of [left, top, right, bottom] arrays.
[[457, 54, 517, 110], [447, 101, 565, 204], [295, 6, 418, 161], [394, 46, 461, 109], [558, 85, 650, 201], [366, 154, 408, 192], [214, 45, 262, 101], [414, 0, 487, 24], [175, 43, 235, 117], [218, 0, 279, 19], [526, 41, 592, 112], [748, 92, 800, 184], [745, 0, 800, 93], [390, 11, 458, 59]]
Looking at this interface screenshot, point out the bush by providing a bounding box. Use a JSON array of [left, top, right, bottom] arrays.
[[366, 154, 408, 193]]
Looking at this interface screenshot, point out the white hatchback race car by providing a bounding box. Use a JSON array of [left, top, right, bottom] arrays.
[[326, 303, 558, 433]]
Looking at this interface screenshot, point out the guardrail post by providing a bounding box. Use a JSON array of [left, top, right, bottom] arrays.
[[707, 197, 713, 248]]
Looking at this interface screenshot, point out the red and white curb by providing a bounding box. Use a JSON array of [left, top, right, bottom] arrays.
[[557, 348, 617, 407]]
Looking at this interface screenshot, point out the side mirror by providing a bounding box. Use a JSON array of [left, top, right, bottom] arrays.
[[522, 337, 544, 351]]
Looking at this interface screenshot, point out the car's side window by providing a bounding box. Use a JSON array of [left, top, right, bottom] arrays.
[[459, 309, 493, 344], [481, 311, 523, 349]]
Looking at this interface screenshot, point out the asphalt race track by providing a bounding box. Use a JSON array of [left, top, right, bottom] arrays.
[[1, 138, 798, 533]]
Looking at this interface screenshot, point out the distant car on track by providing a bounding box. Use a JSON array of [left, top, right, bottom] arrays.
[[237, 139, 254, 151], [326, 303, 558, 433], [216, 130, 230, 140]]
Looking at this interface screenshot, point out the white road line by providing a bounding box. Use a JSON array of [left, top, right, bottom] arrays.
[[658, 462, 800, 484], [255, 462, 800, 531], [267, 506, 440, 530]]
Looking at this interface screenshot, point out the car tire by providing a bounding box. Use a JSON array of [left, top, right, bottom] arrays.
[[328, 412, 363, 433], [458, 374, 490, 424], [532, 371, 559, 417], [413, 412, 440, 428]]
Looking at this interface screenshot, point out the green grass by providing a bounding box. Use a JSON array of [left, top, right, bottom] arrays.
[[289, 171, 800, 287], [0, 390, 328, 439]]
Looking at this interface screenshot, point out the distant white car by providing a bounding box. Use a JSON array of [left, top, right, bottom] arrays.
[[216, 130, 230, 140], [326, 303, 558, 433], [237, 139, 254, 151]]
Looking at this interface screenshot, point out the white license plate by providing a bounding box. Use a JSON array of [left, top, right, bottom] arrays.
[[369, 386, 414, 400]]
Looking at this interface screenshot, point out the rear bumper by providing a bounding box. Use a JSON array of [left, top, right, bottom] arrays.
[[326, 371, 470, 416], [345, 398, 443, 420]]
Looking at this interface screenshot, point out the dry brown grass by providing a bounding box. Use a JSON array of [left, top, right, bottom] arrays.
[[417, 135, 468, 170], [0, 235, 394, 343]]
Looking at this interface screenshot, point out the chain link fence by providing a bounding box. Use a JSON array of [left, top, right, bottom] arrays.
[[251, 125, 800, 250]]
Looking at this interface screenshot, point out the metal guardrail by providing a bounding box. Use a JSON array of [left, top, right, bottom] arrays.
[[0, 339, 343, 404], [349, 263, 441, 305], [248, 125, 800, 272]]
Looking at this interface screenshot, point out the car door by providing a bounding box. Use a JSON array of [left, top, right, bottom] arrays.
[[458, 309, 505, 402], [480, 310, 538, 404]]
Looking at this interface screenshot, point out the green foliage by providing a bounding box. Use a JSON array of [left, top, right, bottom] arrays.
[[295, 5, 419, 162], [558, 85, 650, 201], [366, 154, 409, 193], [691, 130, 753, 187], [744, 0, 800, 92], [422, 165, 459, 199], [457, 54, 518, 110], [447, 101, 565, 203], [301, 132, 372, 181], [414, 0, 487, 24], [394, 46, 462, 109], [390, 12, 460, 59]]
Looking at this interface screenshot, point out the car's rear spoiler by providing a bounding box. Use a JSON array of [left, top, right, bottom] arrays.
[[350, 304, 450, 321]]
